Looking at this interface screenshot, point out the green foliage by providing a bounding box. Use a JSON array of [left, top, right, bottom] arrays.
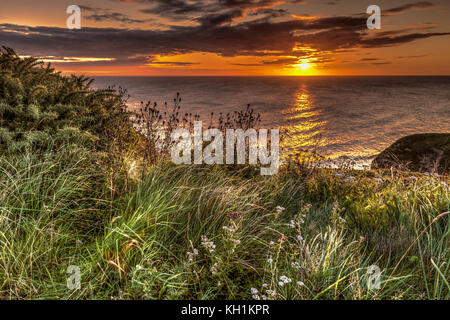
[[0, 46, 132, 153]]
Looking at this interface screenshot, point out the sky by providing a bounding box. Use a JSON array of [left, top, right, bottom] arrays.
[[0, 0, 449, 76]]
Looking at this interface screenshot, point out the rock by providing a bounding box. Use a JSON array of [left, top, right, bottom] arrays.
[[371, 133, 450, 174]]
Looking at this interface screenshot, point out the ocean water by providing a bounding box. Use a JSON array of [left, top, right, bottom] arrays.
[[93, 76, 450, 165]]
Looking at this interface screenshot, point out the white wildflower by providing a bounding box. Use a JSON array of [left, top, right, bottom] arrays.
[[223, 226, 235, 233], [201, 235, 216, 253], [251, 287, 259, 295], [275, 206, 285, 213], [297, 281, 305, 287], [210, 262, 219, 274], [266, 289, 276, 296], [280, 275, 292, 284]]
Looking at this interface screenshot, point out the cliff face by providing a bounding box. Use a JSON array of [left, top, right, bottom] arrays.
[[371, 133, 450, 174]]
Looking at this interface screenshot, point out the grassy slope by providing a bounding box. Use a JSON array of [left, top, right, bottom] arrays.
[[0, 48, 448, 300], [0, 149, 448, 299]]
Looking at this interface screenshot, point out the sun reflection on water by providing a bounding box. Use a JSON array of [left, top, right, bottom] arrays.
[[280, 84, 326, 159]]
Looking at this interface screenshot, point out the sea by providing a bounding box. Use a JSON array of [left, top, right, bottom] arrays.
[[92, 76, 450, 167]]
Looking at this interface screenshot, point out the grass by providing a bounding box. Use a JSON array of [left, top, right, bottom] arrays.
[[0, 146, 448, 300], [0, 48, 448, 300]]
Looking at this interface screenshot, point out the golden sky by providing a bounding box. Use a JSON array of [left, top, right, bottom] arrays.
[[1, 0, 449, 75]]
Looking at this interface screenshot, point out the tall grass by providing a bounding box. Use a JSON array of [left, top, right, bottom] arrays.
[[2, 146, 446, 300]]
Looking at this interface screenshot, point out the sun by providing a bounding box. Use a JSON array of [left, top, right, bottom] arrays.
[[298, 63, 310, 70]]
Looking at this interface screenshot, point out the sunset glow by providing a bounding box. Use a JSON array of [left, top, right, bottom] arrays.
[[1, 0, 449, 76]]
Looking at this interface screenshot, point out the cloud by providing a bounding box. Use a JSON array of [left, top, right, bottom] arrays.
[[0, 7, 448, 69], [383, 1, 436, 16], [134, 0, 302, 23], [85, 13, 152, 24], [360, 32, 450, 47], [78, 5, 152, 24], [196, 9, 244, 26]]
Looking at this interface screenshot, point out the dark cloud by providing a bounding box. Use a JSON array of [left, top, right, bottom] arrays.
[[134, 0, 302, 22], [360, 32, 450, 47], [0, 8, 448, 68], [138, 0, 205, 16], [86, 13, 151, 24], [78, 5, 152, 24], [384, 1, 436, 16], [196, 9, 244, 26]]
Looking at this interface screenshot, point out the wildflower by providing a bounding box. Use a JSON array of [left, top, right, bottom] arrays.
[[279, 275, 292, 284], [251, 288, 259, 295], [304, 203, 312, 211], [261, 295, 267, 300], [222, 225, 235, 233], [297, 281, 305, 287], [410, 176, 417, 180], [291, 262, 301, 270], [262, 283, 268, 288], [269, 241, 275, 246], [210, 262, 219, 274], [201, 235, 216, 253], [135, 265, 143, 271], [440, 181, 448, 188], [252, 295, 260, 300], [334, 173, 344, 177], [187, 248, 199, 262], [267, 257, 273, 264], [296, 235, 303, 241], [288, 220, 296, 228], [373, 178, 383, 183], [232, 239, 241, 246], [278, 281, 285, 287], [275, 206, 285, 213], [266, 290, 276, 297]]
